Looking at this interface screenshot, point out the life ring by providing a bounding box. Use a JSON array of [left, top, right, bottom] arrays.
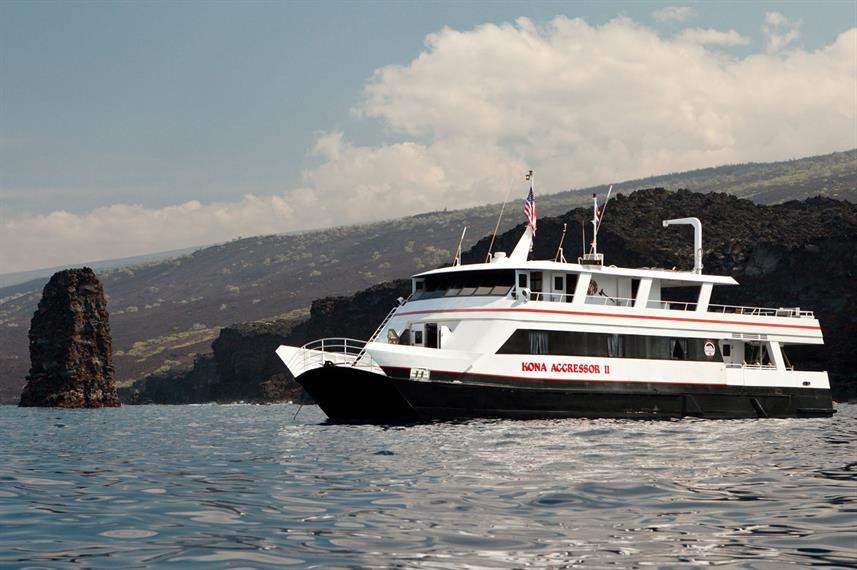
[[587, 279, 598, 295]]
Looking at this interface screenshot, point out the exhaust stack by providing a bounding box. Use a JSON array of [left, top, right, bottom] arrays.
[[662, 217, 703, 274]]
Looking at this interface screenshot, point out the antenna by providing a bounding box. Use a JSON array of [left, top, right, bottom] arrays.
[[485, 178, 514, 263], [554, 223, 567, 262], [452, 226, 467, 266]]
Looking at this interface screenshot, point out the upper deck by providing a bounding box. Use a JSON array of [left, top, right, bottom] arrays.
[[410, 260, 813, 318]]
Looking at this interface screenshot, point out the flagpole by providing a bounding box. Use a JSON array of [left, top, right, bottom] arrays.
[[593, 185, 612, 243], [525, 170, 535, 253], [590, 193, 598, 256]]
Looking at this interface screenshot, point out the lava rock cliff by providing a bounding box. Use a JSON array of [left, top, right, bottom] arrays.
[[19, 268, 120, 408]]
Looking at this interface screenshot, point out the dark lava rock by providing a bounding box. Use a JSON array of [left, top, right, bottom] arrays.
[[120, 354, 218, 405], [207, 280, 411, 403], [19, 268, 120, 408], [467, 189, 857, 400], [123, 281, 411, 404]]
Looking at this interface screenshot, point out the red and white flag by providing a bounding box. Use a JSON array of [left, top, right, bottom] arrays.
[[524, 186, 536, 236]]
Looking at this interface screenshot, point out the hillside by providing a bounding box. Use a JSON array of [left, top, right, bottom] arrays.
[[1, 149, 855, 403], [558, 148, 857, 204], [126, 189, 857, 404]]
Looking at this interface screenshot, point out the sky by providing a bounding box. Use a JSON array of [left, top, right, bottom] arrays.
[[1, 1, 855, 274]]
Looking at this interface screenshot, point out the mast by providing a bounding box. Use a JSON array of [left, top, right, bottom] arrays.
[[554, 223, 567, 262], [579, 185, 610, 265], [484, 178, 514, 262], [510, 169, 537, 262], [452, 226, 467, 266], [590, 193, 599, 256]]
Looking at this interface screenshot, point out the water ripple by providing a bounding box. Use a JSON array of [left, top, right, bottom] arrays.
[[0, 404, 855, 569]]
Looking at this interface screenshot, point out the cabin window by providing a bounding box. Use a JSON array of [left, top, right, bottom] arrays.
[[554, 276, 563, 291], [662, 285, 701, 309], [607, 334, 623, 357], [529, 331, 549, 354], [498, 330, 721, 362], [745, 343, 771, 366], [444, 278, 463, 297], [722, 343, 731, 357], [413, 270, 514, 299], [531, 272, 543, 293], [518, 273, 528, 288], [623, 335, 670, 360], [414, 330, 423, 345], [671, 339, 687, 360]]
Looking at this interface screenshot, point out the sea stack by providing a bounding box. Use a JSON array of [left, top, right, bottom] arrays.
[[19, 268, 120, 408]]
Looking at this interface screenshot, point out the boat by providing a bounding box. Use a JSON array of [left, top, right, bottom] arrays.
[[276, 177, 834, 422]]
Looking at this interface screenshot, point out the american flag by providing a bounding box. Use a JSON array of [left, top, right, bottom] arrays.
[[524, 185, 536, 236]]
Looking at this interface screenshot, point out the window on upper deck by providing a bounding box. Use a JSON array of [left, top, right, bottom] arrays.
[[412, 269, 515, 300], [658, 285, 701, 310]]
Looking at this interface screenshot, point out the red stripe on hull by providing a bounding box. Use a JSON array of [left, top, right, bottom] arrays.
[[395, 307, 820, 331]]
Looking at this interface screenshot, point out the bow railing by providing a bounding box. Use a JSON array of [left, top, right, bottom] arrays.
[[287, 337, 379, 378]]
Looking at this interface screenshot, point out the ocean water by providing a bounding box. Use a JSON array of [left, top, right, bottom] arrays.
[[0, 404, 855, 570]]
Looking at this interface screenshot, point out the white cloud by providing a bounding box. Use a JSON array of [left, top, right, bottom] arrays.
[[763, 11, 801, 53], [2, 15, 855, 274], [653, 6, 696, 23], [359, 17, 855, 175], [0, 135, 524, 272], [677, 28, 750, 47], [1, 197, 296, 272]]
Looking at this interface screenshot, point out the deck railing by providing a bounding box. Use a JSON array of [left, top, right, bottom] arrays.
[[520, 290, 814, 318], [288, 337, 377, 378]]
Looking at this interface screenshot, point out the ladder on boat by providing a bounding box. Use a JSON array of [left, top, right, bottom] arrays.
[[351, 295, 409, 366]]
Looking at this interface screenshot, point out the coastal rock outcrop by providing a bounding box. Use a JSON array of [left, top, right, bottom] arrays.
[[19, 268, 120, 408]]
